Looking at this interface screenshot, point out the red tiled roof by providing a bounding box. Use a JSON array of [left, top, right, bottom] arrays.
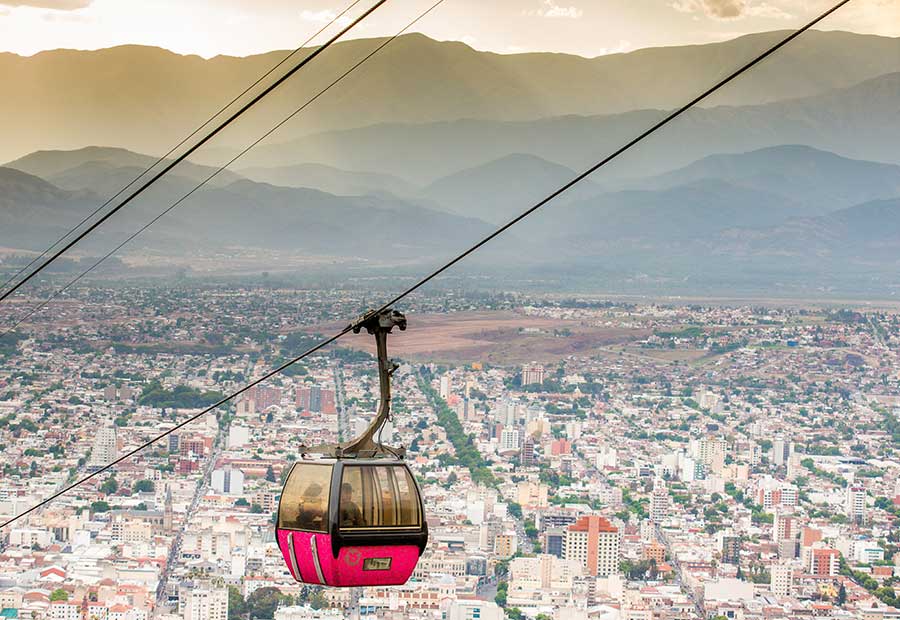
[[568, 515, 618, 533]]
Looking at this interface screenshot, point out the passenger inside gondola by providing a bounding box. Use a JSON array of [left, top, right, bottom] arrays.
[[340, 482, 364, 527], [297, 482, 325, 530]]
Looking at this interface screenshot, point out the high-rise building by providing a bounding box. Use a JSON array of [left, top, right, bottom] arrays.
[[721, 535, 741, 565], [456, 398, 474, 422], [211, 467, 245, 495], [494, 531, 518, 559], [499, 428, 521, 453], [643, 541, 666, 564], [88, 426, 117, 471], [241, 385, 282, 413], [521, 363, 545, 386], [755, 476, 798, 510], [778, 538, 798, 560], [771, 563, 794, 597], [846, 486, 867, 522], [809, 547, 840, 577], [650, 479, 669, 523], [544, 528, 565, 558], [692, 437, 728, 475], [180, 587, 228, 620], [772, 438, 793, 467], [440, 375, 452, 399], [596, 446, 618, 469], [563, 515, 620, 577], [774, 511, 797, 542], [295, 386, 336, 414], [520, 436, 536, 467]]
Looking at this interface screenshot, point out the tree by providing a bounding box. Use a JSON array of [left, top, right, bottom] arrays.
[[227, 586, 246, 620], [838, 583, 847, 606], [495, 581, 508, 607], [50, 589, 68, 602], [100, 476, 119, 495], [246, 587, 287, 620], [133, 479, 155, 493], [90, 500, 111, 513], [265, 465, 276, 482], [250, 503, 264, 514]]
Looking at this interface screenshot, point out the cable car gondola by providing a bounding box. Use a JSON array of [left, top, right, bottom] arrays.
[[276, 309, 428, 587]]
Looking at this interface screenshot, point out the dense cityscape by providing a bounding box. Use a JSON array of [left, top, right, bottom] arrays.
[[1, 285, 899, 620]]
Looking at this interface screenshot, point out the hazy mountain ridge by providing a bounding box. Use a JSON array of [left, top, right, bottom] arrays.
[[5, 142, 900, 281], [6, 146, 244, 188], [230, 71, 900, 184], [237, 163, 416, 197], [0, 158, 503, 262], [2, 30, 899, 162], [418, 153, 603, 224], [623, 145, 900, 212], [716, 198, 900, 259]]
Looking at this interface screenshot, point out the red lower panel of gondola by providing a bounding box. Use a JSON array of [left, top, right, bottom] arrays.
[[277, 528, 419, 587]]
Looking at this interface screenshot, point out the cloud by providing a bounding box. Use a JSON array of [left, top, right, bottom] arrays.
[[746, 2, 792, 19], [671, 0, 792, 20], [0, 0, 91, 9], [671, 0, 744, 19], [523, 0, 583, 19], [299, 8, 351, 27]]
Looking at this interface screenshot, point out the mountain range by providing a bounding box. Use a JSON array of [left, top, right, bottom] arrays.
[[2, 30, 899, 163], [3, 142, 900, 288], [0, 157, 503, 264], [227, 70, 900, 184], [2, 30, 900, 294]]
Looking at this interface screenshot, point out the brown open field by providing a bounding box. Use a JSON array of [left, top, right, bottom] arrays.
[[315, 311, 651, 366]]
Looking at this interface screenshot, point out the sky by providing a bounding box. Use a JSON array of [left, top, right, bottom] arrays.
[[0, 0, 896, 58]]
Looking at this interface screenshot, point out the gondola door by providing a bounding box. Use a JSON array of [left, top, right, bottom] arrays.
[[276, 462, 333, 585]]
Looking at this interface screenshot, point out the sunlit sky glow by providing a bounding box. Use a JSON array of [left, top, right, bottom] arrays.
[[0, 0, 896, 58]]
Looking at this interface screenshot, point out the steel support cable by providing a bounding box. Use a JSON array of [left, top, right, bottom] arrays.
[[0, 0, 390, 306], [0, 0, 447, 340], [0, 0, 850, 530], [0, 0, 365, 299]]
